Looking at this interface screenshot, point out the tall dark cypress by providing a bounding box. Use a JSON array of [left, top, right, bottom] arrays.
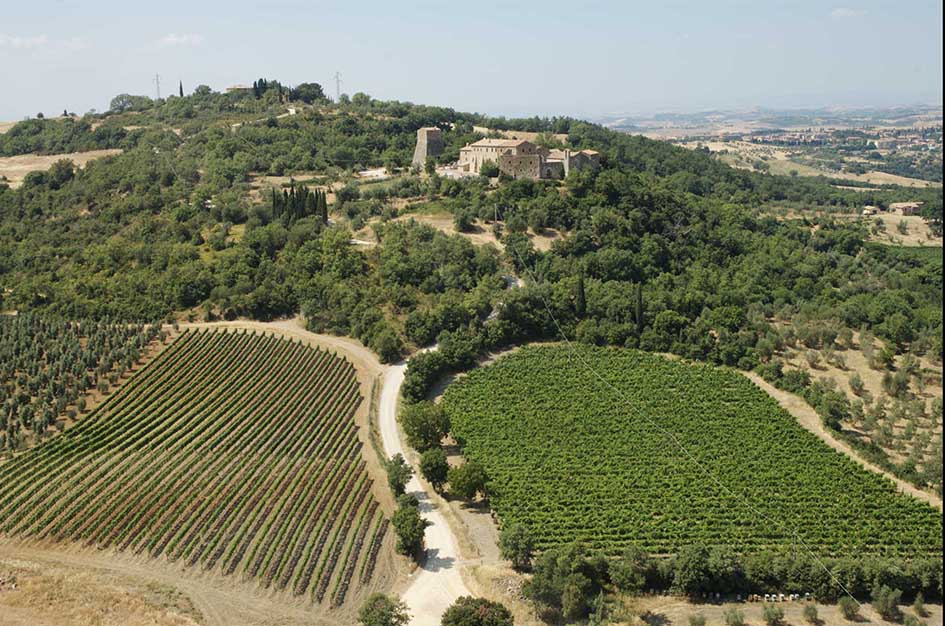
[[179, 80, 184, 98], [319, 190, 328, 224], [575, 268, 586, 317]]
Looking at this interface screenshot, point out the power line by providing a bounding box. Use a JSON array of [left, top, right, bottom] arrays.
[[498, 205, 863, 607]]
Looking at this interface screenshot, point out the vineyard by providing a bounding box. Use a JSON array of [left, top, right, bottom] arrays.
[[1, 313, 163, 452], [443, 345, 943, 558], [0, 328, 389, 607]]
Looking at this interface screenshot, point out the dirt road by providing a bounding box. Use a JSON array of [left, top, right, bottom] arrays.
[[379, 355, 471, 625], [744, 371, 942, 510]]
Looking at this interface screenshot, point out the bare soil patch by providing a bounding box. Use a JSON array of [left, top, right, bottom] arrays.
[[0, 122, 16, 135], [0, 150, 122, 188]]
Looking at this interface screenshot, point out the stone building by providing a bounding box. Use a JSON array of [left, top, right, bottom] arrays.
[[456, 137, 600, 180], [412, 127, 444, 168], [458, 139, 540, 173]]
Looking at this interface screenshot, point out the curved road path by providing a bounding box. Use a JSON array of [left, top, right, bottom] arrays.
[[379, 356, 471, 625]]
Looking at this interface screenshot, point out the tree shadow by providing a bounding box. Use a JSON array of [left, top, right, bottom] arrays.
[[409, 489, 436, 514], [640, 611, 671, 626], [421, 547, 456, 573], [460, 498, 493, 515]]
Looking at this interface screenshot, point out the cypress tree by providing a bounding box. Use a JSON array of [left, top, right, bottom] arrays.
[[179, 80, 184, 98], [575, 268, 586, 317], [319, 190, 328, 224]]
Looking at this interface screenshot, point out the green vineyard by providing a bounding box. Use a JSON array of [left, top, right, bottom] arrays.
[[0, 328, 388, 607], [443, 345, 943, 558]]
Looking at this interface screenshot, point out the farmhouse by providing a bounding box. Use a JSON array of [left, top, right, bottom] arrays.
[[890, 201, 925, 216], [456, 138, 600, 180]]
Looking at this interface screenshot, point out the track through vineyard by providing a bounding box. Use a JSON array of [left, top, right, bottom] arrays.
[[0, 328, 389, 606], [443, 345, 943, 558]]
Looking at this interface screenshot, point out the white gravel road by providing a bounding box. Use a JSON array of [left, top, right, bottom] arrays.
[[379, 357, 471, 625]]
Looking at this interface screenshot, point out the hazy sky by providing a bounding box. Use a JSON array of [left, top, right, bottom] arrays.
[[1, 0, 942, 120]]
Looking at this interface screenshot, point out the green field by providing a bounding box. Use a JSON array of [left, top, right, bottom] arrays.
[[0, 328, 388, 607], [443, 345, 942, 557]]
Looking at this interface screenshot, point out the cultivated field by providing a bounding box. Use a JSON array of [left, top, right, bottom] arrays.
[[0, 328, 389, 608], [680, 139, 941, 188], [443, 346, 943, 557], [0, 149, 121, 188]]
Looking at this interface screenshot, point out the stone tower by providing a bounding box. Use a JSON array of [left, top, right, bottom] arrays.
[[412, 127, 444, 169]]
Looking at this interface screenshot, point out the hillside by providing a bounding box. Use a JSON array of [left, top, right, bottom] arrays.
[[0, 81, 943, 624]]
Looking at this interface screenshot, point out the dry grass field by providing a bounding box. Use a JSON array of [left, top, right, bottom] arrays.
[[0, 553, 202, 626], [680, 139, 940, 188], [0, 150, 122, 188], [862, 213, 943, 247]]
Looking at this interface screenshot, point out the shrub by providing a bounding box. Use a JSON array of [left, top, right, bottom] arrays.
[[872, 585, 902, 621], [689, 615, 707, 626], [763, 604, 785, 626], [724, 608, 745, 626], [904, 616, 926, 626], [803, 604, 819, 624], [913, 593, 927, 617], [358, 593, 409, 626], [441, 596, 513, 626], [838, 596, 860, 621]]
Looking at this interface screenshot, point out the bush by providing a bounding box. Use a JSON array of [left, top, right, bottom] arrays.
[[479, 161, 499, 178], [904, 616, 927, 626], [803, 604, 819, 624], [689, 615, 707, 626], [358, 593, 409, 626], [838, 596, 860, 621], [611, 545, 649, 593], [763, 604, 785, 626], [913, 593, 927, 617], [724, 608, 745, 626], [872, 585, 902, 621], [441, 596, 513, 626]]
